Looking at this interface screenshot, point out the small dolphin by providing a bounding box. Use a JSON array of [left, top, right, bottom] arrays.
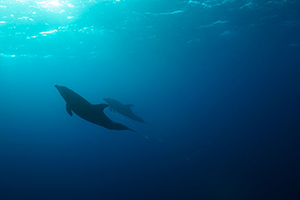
[[103, 98, 145, 123], [55, 85, 136, 132]]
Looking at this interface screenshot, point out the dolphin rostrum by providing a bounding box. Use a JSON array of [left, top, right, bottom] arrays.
[[103, 98, 145, 123], [55, 85, 136, 132]]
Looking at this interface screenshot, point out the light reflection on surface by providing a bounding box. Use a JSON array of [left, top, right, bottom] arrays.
[[39, 29, 58, 35], [0, 0, 76, 15], [0, 0, 78, 34], [0, 0, 296, 60], [36, 0, 72, 13], [35, 0, 77, 13]]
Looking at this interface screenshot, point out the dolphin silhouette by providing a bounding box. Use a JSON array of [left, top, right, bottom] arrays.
[[103, 98, 145, 123], [55, 85, 136, 132]]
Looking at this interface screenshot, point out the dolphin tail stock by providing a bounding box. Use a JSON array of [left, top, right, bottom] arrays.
[[131, 115, 146, 123], [126, 128, 149, 139], [139, 118, 147, 124], [128, 128, 137, 133]]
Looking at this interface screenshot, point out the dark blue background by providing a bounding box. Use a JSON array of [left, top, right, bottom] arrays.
[[0, 0, 300, 199]]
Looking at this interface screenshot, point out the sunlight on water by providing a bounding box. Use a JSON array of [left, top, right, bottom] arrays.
[[0, 0, 75, 15], [36, 0, 74, 13], [39, 29, 57, 35], [0, 0, 123, 21]]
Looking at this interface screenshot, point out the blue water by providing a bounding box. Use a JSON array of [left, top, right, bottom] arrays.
[[1, 0, 300, 199]]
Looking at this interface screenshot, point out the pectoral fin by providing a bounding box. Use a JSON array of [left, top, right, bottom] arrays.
[[66, 104, 73, 116]]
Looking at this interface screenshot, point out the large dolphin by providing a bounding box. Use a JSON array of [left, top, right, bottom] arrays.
[[55, 85, 136, 132], [103, 98, 145, 123]]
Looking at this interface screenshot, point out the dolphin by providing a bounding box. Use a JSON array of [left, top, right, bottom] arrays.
[[103, 98, 145, 123], [55, 85, 136, 132]]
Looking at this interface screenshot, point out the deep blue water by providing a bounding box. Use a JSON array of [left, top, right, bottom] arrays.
[[1, 0, 300, 199]]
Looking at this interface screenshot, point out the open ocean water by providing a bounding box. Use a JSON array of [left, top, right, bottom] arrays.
[[0, 0, 300, 199]]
